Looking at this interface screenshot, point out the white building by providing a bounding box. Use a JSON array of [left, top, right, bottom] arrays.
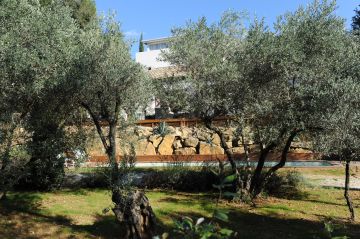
[[136, 37, 184, 119], [135, 37, 171, 69]]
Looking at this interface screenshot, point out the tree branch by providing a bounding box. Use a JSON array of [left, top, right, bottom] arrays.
[[81, 102, 109, 151], [264, 128, 303, 180], [250, 128, 287, 195]]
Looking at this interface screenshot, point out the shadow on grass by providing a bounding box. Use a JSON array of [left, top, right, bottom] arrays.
[[0, 192, 42, 214], [0, 192, 172, 239], [299, 198, 347, 207], [1, 191, 360, 239], [164, 209, 360, 239]]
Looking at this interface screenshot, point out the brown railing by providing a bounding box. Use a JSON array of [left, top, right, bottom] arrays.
[[136, 116, 233, 127], [88, 152, 317, 164], [78, 116, 233, 127]]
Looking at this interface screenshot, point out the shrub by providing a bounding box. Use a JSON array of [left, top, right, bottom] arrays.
[[17, 156, 66, 191], [61, 167, 220, 192], [264, 171, 306, 199], [142, 168, 219, 192], [154, 121, 171, 137]]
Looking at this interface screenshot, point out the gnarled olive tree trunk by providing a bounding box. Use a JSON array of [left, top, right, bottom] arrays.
[[83, 103, 156, 238], [204, 120, 252, 200], [250, 129, 302, 198], [112, 189, 156, 239]]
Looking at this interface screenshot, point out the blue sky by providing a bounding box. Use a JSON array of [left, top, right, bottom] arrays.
[[95, 0, 359, 56]]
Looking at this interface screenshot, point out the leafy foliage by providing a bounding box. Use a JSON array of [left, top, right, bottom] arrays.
[[139, 32, 144, 52], [153, 76, 191, 116], [153, 121, 171, 137], [162, 0, 359, 199], [40, 0, 97, 28], [264, 171, 306, 199], [162, 11, 246, 120], [158, 172, 237, 239], [313, 221, 349, 239], [0, 0, 81, 191], [352, 5, 360, 32], [173, 216, 234, 239]]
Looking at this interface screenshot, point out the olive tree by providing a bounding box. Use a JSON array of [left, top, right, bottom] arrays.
[[314, 79, 360, 221], [310, 31, 360, 221], [74, 16, 156, 238], [163, 0, 353, 199], [244, 0, 352, 197], [0, 0, 80, 195], [162, 12, 250, 195], [40, 0, 96, 28]]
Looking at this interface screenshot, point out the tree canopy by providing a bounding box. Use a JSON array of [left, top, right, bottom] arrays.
[[352, 5, 360, 32], [40, 0, 96, 28], [162, 0, 359, 198], [163, 11, 246, 121], [0, 0, 81, 190]]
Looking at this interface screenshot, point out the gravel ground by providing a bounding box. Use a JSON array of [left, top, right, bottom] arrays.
[[304, 174, 360, 190]]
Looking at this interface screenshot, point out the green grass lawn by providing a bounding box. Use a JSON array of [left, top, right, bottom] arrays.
[[0, 185, 360, 239]]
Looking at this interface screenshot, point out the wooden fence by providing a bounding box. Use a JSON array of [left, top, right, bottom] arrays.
[[136, 116, 233, 127], [79, 116, 233, 127], [88, 152, 317, 164]]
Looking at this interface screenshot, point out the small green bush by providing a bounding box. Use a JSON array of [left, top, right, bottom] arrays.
[[142, 168, 219, 192], [154, 121, 171, 137], [264, 171, 306, 199]]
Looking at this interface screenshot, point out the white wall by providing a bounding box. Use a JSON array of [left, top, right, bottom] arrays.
[[135, 49, 170, 69]]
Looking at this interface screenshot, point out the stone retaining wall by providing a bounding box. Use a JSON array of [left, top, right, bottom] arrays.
[[86, 125, 313, 157]]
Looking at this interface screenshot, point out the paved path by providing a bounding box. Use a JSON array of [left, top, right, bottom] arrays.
[[304, 174, 360, 190]]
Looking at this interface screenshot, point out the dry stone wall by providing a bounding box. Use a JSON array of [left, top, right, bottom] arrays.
[[86, 125, 313, 157]]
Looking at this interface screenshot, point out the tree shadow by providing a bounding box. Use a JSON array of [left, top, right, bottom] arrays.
[[0, 191, 172, 239], [0, 192, 42, 215], [1, 191, 360, 239], [298, 198, 347, 207], [163, 209, 360, 239], [268, 189, 311, 201]]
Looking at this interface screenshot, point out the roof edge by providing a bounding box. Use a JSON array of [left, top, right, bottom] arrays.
[[142, 37, 173, 45]]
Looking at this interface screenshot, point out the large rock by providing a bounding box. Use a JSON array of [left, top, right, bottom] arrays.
[[230, 147, 245, 155], [184, 137, 199, 147], [173, 140, 182, 149], [135, 139, 156, 156], [195, 128, 211, 141], [148, 135, 163, 148], [135, 126, 153, 138], [199, 142, 224, 155], [158, 134, 175, 155], [178, 127, 192, 139], [167, 126, 176, 134], [143, 143, 156, 156], [211, 134, 221, 146], [248, 144, 261, 153], [290, 147, 313, 154], [225, 141, 233, 149], [224, 134, 233, 142], [174, 128, 183, 137], [174, 147, 196, 155], [291, 141, 312, 149], [221, 128, 234, 141], [237, 138, 254, 146]]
